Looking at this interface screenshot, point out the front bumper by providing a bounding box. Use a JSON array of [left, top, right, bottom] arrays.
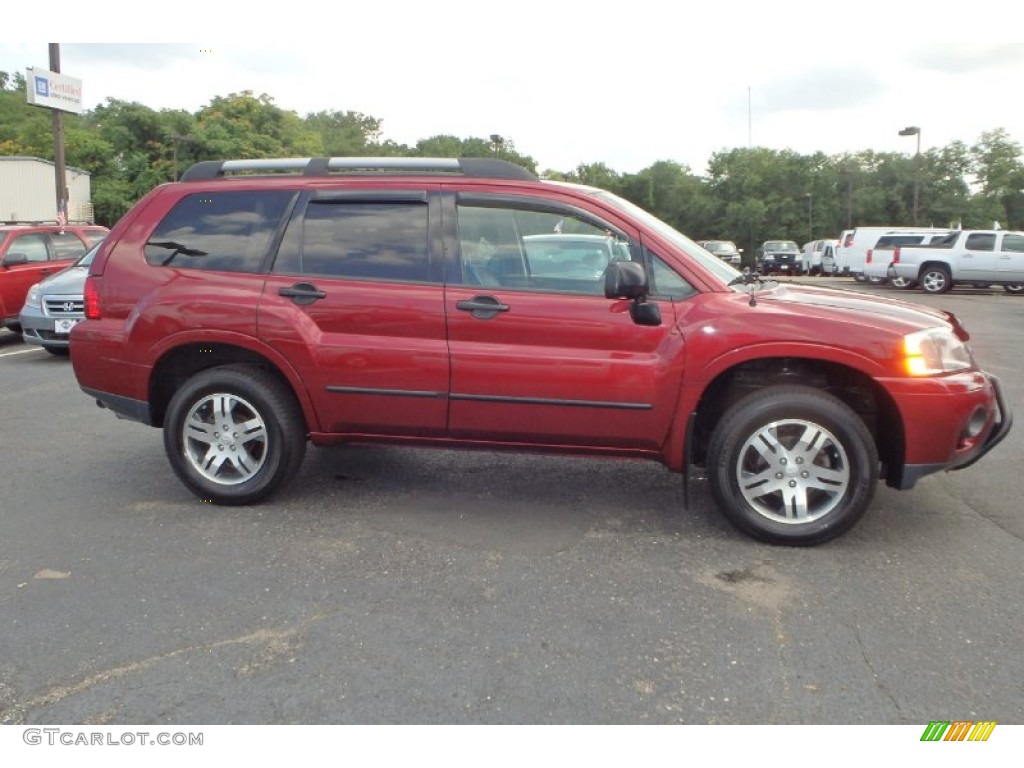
[[19, 303, 84, 349], [894, 372, 1012, 489]]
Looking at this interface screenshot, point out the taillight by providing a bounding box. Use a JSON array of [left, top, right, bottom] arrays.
[[866, 249, 873, 264], [893, 247, 901, 264], [84, 276, 102, 319]]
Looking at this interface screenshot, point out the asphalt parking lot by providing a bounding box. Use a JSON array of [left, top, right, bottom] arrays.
[[1, 277, 1022, 725]]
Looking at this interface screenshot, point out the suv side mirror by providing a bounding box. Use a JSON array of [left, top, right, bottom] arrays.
[[2, 252, 29, 267], [604, 261, 648, 299], [604, 261, 661, 327]]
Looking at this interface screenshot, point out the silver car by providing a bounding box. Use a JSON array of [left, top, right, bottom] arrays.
[[19, 239, 103, 356], [699, 240, 742, 266]]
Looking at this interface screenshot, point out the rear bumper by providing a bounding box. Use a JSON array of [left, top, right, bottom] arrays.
[[81, 386, 154, 425]]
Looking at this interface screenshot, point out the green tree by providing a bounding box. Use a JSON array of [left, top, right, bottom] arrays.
[[194, 92, 322, 160], [305, 110, 383, 156], [970, 128, 1024, 229]]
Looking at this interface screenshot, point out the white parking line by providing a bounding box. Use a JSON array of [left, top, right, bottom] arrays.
[[0, 347, 45, 358]]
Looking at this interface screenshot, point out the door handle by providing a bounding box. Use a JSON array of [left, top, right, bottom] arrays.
[[278, 282, 326, 305], [456, 295, 509, 319]]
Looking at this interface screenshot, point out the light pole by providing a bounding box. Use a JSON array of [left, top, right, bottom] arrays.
[[489, 134, 504, 158], [898, 126, 921, 225]]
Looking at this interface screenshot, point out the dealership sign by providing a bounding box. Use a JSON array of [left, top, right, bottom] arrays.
[[25, 66, 83, 114]]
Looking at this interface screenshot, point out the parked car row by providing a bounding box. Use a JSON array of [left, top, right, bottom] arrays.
[[863, 228, 1024, 295], [1, 222, 108, 341]]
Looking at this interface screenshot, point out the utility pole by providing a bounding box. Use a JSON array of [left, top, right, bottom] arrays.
[[49, 43, 68, 226], [899, 126, 921, 226]]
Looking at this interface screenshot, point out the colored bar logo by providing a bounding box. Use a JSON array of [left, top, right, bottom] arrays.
[[920, 721, 997, 741]]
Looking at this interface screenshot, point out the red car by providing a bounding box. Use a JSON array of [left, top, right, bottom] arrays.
[[0, 222, 108, 332], [70, 157, 1011, 545]]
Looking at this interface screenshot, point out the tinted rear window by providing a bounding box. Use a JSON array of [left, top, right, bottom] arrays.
[[875, 235, 925, 249], [144, 191, 294, 272], [274, 200, 430, 282]]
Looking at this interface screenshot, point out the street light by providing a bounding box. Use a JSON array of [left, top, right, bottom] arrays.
[[898, 125, 921, 226], [489, 134, 504, 158]]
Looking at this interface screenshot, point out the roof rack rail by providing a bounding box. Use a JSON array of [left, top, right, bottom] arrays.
[[2, 219, 96, 226], [180, 156, 538, 183]]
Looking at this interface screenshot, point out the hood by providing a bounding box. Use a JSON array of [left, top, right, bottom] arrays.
[[754, 282, 963, 336], [36, 264, 89, 295]]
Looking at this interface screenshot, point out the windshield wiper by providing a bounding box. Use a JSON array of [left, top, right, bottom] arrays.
[[147, 240, 209, 266]]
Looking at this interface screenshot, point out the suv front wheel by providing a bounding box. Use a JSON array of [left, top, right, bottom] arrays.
[[163, 365, 307, 505], [706, 386, 878, 545]]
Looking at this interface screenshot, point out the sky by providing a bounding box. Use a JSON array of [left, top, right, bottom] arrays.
[[2, 2, 1023, 176]]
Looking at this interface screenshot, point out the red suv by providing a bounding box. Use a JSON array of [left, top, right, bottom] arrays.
[[1, 222, 108, 332], [69, 157, 1011, 545]]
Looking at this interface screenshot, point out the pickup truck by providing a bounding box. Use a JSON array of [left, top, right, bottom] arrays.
[[888, 229, 1024, 294], [862, 231, 955, 287]]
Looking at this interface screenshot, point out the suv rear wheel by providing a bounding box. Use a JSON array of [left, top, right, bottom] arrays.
[[706, 386, 878, 545], [920, 265, 953, 294], [163, 365, 307, 505]]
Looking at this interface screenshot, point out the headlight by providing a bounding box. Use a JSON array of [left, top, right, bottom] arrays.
[[903, 327, 973, 375], [24, 284, 42, 309]]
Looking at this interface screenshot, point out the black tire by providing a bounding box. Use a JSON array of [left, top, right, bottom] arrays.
[[163, 365, 307, 505], [920, 265, 953, 294], [7, 323, 22, 335], [44, 346, 70, 357], [1004, 284, 1024, 295], [706, 385, 878, 546]]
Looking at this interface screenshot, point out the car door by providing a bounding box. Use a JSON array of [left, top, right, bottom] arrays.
[[443, 191, 685, 451], [259, 189, 450, 437], [0, 232, 57, 320], [958, 232, 997, 280], [995, 232, 1024, 279]]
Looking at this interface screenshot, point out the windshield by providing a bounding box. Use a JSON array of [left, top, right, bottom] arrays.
[[704, 241, 737, 253], [764, 241, 799, 251], [551, 182, 741, 286]]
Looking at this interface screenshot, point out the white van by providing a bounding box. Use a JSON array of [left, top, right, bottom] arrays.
[[834, 226, 951, 280], [825, 230, 854, 275], [801, 239, 838, 275]]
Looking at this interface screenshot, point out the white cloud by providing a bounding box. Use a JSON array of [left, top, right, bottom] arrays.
[[2, 3, 1022, 174]]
